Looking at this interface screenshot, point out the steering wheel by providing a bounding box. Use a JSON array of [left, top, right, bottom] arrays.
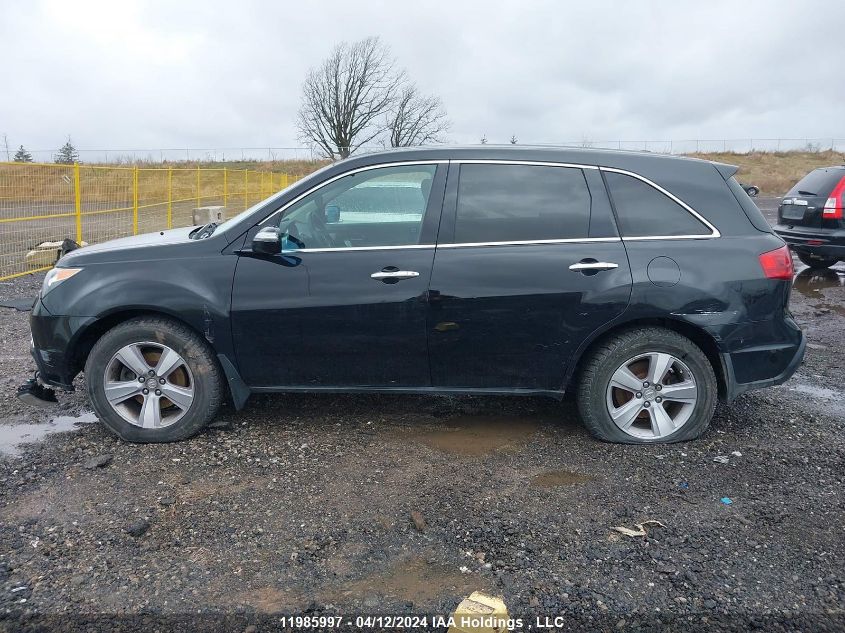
[[303, 209, 335, 248]]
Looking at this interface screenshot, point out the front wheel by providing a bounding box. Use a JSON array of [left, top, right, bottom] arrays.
[[85, 316, 223, 443], [796, 252, 838, 269], [576, 328, 717, 444]]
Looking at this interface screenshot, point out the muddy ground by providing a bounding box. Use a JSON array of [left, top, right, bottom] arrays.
[[0, 214, 843, 631]]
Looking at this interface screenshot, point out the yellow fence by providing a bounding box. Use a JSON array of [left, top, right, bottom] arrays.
[[0, 163, 295, 281]]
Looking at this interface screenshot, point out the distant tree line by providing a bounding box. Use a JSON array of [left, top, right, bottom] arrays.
[[1, 135, 80, 163]]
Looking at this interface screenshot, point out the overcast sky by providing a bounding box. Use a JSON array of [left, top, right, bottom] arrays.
[[2, 0, 844, 159]]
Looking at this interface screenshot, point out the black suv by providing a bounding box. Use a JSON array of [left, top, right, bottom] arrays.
[[26, 147, 805, 444], [774, 166, 845, 269]]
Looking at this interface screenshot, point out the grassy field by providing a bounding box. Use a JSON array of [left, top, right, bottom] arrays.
[[688, 150, 845, 196]]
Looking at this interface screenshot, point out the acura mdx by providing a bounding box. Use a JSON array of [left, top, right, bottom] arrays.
[[26, 147, 806, 444]]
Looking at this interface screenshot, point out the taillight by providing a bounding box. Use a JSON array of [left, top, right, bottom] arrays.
[[758, 245, 794, 280], [823, 175, 845, 219]]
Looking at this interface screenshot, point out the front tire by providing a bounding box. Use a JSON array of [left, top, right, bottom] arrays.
[[796, 252, 838, 269], [85, 316, 223, 443], [576, 327, 717, 444]]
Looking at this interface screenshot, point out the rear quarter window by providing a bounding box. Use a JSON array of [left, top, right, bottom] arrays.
[[726, 176, 772, 233], [604, 171, 712, 237]]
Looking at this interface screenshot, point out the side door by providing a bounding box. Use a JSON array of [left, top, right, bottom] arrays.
[[427, 161, 632, 391], [231, 162, 446, 388]]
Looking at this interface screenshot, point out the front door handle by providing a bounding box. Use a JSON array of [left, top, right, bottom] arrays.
[[569, 261, 619, 272], [370, 270, 420, 281]]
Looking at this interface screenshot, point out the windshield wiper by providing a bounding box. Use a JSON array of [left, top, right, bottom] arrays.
[[192, 222, 219, 240], [797, 190, 818, 196]]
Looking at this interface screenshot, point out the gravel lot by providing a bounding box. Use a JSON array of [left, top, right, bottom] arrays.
[[0, 213, 843, 631]]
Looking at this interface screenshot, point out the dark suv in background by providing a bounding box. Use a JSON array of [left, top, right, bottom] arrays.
[[774, 166, 845, 269], [25, 147, 805, 445]]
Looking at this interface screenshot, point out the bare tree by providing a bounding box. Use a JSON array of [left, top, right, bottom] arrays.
[[386, 83, 449, 147], [510, 135, 518, 145], [480, 135, 488, 145], [297, 37, 403, 159]]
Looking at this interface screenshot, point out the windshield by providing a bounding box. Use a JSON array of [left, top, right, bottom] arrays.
[[214, 162, 335, 236]]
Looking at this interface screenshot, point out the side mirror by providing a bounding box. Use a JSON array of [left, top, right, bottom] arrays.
[[252, 227, 281, 255]]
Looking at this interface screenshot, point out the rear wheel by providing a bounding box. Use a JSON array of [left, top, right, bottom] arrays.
[[576, 327, 717, 444], [85, 316, 223, 443], [796, 252, 838, 269]]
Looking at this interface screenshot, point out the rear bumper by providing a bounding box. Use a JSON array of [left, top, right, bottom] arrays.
[[713, 316, 806, 402], [774, 225, 845, 259]]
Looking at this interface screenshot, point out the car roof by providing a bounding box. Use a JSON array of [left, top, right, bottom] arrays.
[[337, 145, 738, 179]]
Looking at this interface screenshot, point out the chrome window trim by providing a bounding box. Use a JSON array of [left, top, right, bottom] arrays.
[[282, 237, 623, 253], [450, 158, 599, 170], [258, 160, 447, 225], [599, 166, 721, 239], [282, 244, 435, 254], [437, 237, 621, 248]]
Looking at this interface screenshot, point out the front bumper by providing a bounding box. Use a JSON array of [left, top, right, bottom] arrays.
[[29, 298, 92, 390], [774, 225, 845, 259]]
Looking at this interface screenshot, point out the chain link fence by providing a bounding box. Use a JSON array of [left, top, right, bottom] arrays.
[[0, 163, 296, 281], [10, 139, 845, 163]]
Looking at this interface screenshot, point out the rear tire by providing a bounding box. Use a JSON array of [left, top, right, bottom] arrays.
[[84, 316, 223, 443], [796, 252, 838, 269], [576, 327, 717, 444]]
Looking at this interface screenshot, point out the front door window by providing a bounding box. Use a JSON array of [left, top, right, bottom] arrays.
[[276, 164, 437, 249]]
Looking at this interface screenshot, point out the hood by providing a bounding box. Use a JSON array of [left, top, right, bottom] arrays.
[[60, 226, 199, 265]]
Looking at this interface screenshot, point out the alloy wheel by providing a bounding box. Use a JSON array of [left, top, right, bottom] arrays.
[[605, 352, 698, 440], [103, 342, 194, 429]]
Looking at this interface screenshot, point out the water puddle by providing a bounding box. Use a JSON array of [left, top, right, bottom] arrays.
[[411, 414, 542, 456], [0, 297, 35, 311], [0, 411, 98, 457], [531, 469, 594, 487], [793, 268, 845, 299]]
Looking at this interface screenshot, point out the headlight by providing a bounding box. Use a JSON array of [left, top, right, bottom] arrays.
[[42, 267, 82, 296]]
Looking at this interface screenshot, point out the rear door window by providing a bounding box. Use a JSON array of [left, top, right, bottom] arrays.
[[604, 171, 711, 237], [453, 164, 590, 243]]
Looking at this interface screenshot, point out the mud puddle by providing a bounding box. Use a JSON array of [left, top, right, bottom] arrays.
[[235, 586, 300, 614], [788, 382, 842, 401], [410, 414, 544, 456], [532, 469, 594, 487], [330, 556, 481, 606], [0, 411, 97, 457], [785, 382, 844, 419]]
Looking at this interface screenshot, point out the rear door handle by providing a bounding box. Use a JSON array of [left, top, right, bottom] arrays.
[[370, 270, 420, 281], [569, 261, 619, 272]]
